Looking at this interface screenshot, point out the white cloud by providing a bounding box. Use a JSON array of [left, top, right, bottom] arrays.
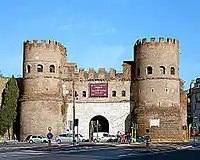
[[59, 17, 74, 31], [111, 27, 119, 34], [59, 24, 69, 30], [91, 27, 119, 36]]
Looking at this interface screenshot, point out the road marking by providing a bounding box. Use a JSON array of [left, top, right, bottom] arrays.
[[0, 150, 48, 160], [118, 152, 140, 158], [57, 146, 117, 154], [125, 148, 133, 151]]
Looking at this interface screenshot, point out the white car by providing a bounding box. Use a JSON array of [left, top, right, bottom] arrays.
[[55, 133, 74, 143], [25, 135, 49, 143], [75, 134, 89, 142], [108, 135, 118, 142], [93, 132, 110, 142]]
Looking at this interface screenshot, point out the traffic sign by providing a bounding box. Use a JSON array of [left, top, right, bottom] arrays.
[[47, 132, 53, 140]]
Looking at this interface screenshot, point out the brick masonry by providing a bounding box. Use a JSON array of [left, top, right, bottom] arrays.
[[0, 37, 188, 142], [133, 37, 183, 141]]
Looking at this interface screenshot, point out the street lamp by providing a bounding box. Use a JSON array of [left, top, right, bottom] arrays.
[[72, 79, 76, 146], [62, 76, 76, 146]]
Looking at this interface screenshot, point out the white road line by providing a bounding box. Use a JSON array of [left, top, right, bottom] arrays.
[[0, 150, 48, 160], [125, 148, 133, 151], [58, 147, 117, 153], [118, 152, 140, 158]]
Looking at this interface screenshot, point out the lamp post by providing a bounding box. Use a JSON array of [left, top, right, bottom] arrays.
[[72, 79, 76, 146]]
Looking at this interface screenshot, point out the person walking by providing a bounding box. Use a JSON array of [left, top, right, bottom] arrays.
[[121, 134, 125, 143]]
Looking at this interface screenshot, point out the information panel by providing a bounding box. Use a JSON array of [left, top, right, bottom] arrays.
[[150, 119, 160, 128], [89, 83, 108, 97]]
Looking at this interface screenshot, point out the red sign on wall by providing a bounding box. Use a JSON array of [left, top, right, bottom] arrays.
[[89, 83, 108, 97]]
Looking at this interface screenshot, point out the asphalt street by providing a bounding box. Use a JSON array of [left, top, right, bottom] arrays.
[[0, 142, 199, 160]]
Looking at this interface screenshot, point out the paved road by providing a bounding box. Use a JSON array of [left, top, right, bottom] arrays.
[[0, 142, 199, 160]]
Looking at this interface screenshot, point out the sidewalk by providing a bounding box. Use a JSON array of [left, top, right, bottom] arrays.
[[0, 141, 195, 153]]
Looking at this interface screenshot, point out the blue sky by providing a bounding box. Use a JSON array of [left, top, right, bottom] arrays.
[[0, 0, 199, 89]]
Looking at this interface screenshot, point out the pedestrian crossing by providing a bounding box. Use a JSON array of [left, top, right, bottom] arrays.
[[0, 150, 48, 160]]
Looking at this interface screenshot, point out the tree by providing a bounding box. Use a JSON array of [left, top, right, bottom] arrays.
[[180, 79, 185, 90], [0, 111, 8, 136], [0, 70, 3, 77], [0, 75, 19, 138]]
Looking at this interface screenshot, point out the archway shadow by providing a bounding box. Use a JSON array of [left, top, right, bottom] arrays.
[[89, 115, 109, 141]]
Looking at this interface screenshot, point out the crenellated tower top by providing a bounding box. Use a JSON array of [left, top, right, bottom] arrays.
[[24, 39, 67, 56], [134, 37, 179, 51]]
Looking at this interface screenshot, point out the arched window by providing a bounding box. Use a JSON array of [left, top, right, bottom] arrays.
[[82, 91, 86, 97], [137, 68, 140, 76], [27, 65, 31, 73], [160, 66, 165, 74], [112, 91, 116, 97], [171, 67, 175, 75], [37, 64, 43, 72], [122, 90, 126, 97], [49, 65, 55, 73], [147, 66, 153, 74]]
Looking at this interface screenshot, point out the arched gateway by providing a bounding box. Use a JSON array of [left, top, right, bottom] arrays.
[[89, 115, 109, 141]]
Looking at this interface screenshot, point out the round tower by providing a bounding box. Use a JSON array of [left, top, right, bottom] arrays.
[[133, 37, 182, 142], [20, 40, 66, 140]]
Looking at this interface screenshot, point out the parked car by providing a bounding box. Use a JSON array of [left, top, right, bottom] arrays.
[[93, 132, 111, 142], [25, 135, 48, 143], [75, 134, 89, 142], [107, 135, 118, 142], [55, 133, 75, 143]]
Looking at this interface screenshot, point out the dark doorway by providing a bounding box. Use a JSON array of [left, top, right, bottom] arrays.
[[89, 115, 109, 141]]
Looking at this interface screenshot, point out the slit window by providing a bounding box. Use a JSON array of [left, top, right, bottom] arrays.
[[82, 91, 86, 97], [137, 68, 140, 76], [37, 64, 43, 72], [160, 66, 165, 74], [75, 91, 78, 97], [171, 67, 175, 75], [27, 65, 31, 73], [122, 90, 126, 97], [112, 91, 116, 97], [147, 66, 153, 74], [50, 65, 55, 73]]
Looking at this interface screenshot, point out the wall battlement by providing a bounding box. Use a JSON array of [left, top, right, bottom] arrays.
[[69, 67, 130, 80], [134, 37, 179, 48], [24, 39, 66, 55], [77, 68, 117, 80]]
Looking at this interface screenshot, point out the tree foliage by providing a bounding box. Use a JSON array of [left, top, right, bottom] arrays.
[[0, 75, 19, 136], [180, 79, 185, 90]]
